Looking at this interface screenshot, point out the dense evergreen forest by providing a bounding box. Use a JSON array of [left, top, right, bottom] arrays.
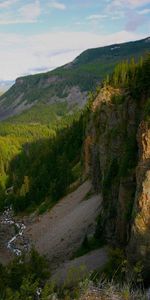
[[107, 54, 150, 98], [0, 110, 85, 212]]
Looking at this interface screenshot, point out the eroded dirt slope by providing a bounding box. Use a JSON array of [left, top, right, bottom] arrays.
[[26, 180, 102, 268]]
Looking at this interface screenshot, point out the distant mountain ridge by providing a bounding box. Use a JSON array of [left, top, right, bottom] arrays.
[[0, 36, 150, 121]]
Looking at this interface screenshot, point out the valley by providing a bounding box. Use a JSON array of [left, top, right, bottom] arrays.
[[0, 37, 150, 299]]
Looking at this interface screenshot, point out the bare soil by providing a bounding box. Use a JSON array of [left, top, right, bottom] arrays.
[[52, 248, 108, 286], [0, 180, 105, 275], [25, 180, 102, 268]]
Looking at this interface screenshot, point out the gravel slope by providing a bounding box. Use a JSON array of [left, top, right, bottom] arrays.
[[26, 180, 102, 268], [52, 248, 108, 286]]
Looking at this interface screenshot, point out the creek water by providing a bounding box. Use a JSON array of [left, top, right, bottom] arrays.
[[0, 206, 28, 256]]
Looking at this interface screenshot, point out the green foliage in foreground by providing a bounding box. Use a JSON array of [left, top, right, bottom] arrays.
[[0, 249, 49, 300], [73, 235, 104, 258], [0, 248, 147, 300]]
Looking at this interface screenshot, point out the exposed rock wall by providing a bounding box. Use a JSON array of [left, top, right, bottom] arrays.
[[127, 122, 150, 275], [84, 86, 150, 273]]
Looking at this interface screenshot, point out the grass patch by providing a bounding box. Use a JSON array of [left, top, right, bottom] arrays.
[[72, 161, 82, 181], [111, 94, 125, 105], [37, 200, 55, 215], [144, 98, 150, 122], [83, 189, 94, 201], [73, 235, 105, 258], [8, 102, 68, 125]]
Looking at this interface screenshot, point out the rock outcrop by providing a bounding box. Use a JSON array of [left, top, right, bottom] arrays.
[[84, 85, 150, 275], [127, 122, 150, 275]]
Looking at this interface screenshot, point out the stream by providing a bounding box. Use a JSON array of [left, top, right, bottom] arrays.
[[0, 207, 42, 298], [0, 206, 29, 256]]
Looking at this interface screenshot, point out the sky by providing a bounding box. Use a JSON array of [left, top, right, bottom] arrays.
[[0, 0, 150, 81]]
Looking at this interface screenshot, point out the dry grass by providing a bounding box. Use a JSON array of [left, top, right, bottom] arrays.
[[40, 278, 147, 300], [79, 281, 147, 300]]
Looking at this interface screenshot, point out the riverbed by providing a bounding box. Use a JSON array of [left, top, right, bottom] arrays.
[[0, 206, 29, 257]]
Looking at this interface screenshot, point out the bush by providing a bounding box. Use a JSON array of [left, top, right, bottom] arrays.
[[111, 94, 125, 105], [0, 249, 50, 299], [102, 158, 119, 196]]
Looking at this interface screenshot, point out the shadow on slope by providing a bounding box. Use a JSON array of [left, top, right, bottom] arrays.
[[3, 115, 85, 213]]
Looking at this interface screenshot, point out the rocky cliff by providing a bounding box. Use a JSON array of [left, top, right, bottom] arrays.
[[127, 121, 150, 277], [84, 68, 150, 276]]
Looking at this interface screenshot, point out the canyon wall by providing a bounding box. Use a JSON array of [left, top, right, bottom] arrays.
[[85, 86, 150, 274]]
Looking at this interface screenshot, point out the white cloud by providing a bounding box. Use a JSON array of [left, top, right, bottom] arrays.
[[111, 15, 122, 19], [0, 14, 38, 24], [48, 1, 66, 10], [0, 0, 18, 9], [19, 0, 41, 21], [0, 0, 41, 24], [0, 30, 145, 81], [127, 0, 150, 7], [86, 14, 107, 20], [138, 8, 150, 15], [108, 0, 150, 9], [75, 21, 85, 25]]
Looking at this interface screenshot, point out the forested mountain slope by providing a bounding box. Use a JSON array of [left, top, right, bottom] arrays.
[[0, 37, 150, 121], [0, 111, 84, 212]]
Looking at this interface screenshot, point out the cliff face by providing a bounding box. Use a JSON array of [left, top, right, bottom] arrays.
[[127, 122, 150, 274], [85, 85, 150, 273]]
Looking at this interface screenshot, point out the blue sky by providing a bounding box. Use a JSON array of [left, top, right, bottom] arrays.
[[0, 0, 150, 80]]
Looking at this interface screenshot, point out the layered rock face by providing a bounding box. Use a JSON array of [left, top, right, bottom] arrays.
[[128, 122, 150, 274], [85, 86, 150, 274]]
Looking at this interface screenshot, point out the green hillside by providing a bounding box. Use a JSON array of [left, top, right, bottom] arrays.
[[7, 102, 69, 125], [0, 37, 150, 121], [0, 110, 83, 212]]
